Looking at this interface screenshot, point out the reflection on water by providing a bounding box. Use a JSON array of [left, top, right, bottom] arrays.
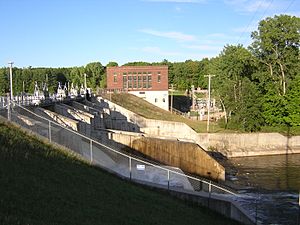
[[229, 153, 300, 191], [228, 154, 300, 225]]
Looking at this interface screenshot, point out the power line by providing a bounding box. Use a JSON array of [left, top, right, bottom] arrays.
[[237, 0, 264, 45], [283, 0, 295, 14]]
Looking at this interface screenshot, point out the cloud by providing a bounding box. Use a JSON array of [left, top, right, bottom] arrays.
[[224, 0, 273, 13], [184, 44, 222, 51], [139, 29, 197, 42], [142, 46, 180, 56], [175, 6, 182, 12], [232, 24, 257, 33], [143, 0, 206, 3]]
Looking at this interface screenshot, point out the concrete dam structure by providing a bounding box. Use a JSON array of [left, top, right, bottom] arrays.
[[110, 132, 225, 181], [30, 98, 225, 181]]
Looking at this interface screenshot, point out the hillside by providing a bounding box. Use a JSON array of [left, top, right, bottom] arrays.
[[101, 93, 223, 133], [0, 121, 240, 225]]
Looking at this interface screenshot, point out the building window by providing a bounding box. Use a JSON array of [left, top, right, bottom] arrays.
[[123, 72, 127, 75], [157, 75, 161, 83], [138, 76, 142, 88], [114, 75, 117, 83], [123, 76, 127, 89], [133, 76, 137, 88], [155, 98, 157, 103], [162, 98, 165, 102], [148, 75, 152, 88], [128, 76, 132, 88], [143, 76, 147, 88]]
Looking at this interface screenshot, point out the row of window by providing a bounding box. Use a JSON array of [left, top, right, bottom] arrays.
[[113, 75, 161, 88], [122, 75, 152, 89], [113, 71, 161, 75]]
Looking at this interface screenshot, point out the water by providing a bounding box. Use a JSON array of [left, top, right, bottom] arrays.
[[228, 154, 300, 225]]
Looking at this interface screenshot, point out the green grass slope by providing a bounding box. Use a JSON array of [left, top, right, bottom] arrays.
[[102, 93, 224, 133], [0, 121, 240, 225]]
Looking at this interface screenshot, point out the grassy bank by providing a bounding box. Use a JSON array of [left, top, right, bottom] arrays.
[[102, 93, 224, 133], [0, 121, 240, 225]]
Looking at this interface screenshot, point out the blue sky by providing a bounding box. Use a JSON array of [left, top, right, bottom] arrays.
[[0, 0, 299, 68]]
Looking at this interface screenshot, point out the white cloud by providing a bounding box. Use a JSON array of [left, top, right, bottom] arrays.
[[233, 24, 257, 33], [142, 46, 180, 56], [175, 6, 182, 12], [184, 44, 222, 51], [139, 28, 197, 42], [143, 0, 206, 3], [224, 0, 273, 13]]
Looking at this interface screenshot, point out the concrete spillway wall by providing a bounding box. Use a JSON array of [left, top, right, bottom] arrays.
[[94, 97, 300, 157], [53, 104, 92, 136], [69, 101, 105, 130], [199, 133, 300, 157], [93, 97, 202, 144], [109, 131, 225, 181]]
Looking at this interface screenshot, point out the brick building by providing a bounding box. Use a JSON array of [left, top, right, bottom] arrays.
[[106, 65, 169, 110]]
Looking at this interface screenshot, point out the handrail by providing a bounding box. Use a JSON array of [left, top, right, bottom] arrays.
[[12, 102, 238, 197]]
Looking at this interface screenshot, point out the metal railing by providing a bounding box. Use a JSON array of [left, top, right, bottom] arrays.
[[0, 101, 238, 198]]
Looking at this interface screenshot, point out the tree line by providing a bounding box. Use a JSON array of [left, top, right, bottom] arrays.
[[0, 14, 299, 132]]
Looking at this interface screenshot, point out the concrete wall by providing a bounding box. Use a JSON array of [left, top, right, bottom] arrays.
[[164, 189, 255, 225], [109, 132, 225, 181], [94, 97, 203, 143], [69, 101, 105, 130], [199, 133, 300, 157], [35, 107, 80, 131], [53, 104, 91, 136], [95, 97, 300, 157]]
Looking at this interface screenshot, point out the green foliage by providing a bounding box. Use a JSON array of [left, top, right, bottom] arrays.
[[284, 74, 300, 126], [106, 61, 118, 67], [85, 62, 105, 89]]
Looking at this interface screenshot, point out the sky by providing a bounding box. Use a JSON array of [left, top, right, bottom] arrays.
[[0, 0, 299, 68]]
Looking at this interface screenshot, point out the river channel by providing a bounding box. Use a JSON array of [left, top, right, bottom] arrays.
[[227, 153, 300, 225]]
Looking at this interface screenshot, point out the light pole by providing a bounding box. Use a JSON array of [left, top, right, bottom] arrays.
[[204, 75, 215, 133], [84, 73, 87, 93], [170, 84, 174, 113], [8, 62, 14, 100]]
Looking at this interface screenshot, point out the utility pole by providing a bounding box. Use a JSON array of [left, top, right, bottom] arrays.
[[204, 75, 215, 133], [84, 73, 87, 92], [170, 84, 174, 113], [8, 62, 14, 100]]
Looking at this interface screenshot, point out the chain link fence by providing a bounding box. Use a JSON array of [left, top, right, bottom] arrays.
[[0, 102, 238, 198]]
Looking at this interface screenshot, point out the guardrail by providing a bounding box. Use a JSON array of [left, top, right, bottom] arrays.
[[0, 102, 238, 198]]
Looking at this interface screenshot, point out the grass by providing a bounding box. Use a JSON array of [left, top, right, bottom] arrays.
[[102, 93, 224, 133], [0, 121, 241, 225]]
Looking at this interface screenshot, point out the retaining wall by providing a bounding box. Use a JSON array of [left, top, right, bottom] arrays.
[[109, 132, 225, 181], [199, 133, 300, 157]]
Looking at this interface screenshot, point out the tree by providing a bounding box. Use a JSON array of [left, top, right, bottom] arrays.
[[0, 68, 8, 95], [106, 62, 118, 67], [284, 74, 300, 126], [250, 15, 300, 95], [213, 45, 261, 130], [85, 62, 104, 90]]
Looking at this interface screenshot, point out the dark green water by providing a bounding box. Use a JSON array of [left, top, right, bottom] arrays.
[[228, 154, 300, 225], [229, 153, 300, 191]]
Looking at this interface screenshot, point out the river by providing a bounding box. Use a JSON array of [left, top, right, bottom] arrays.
[[227, 154, 300, 225]]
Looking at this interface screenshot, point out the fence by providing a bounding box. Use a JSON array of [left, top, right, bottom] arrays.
[[0, 101, 239, 198]]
